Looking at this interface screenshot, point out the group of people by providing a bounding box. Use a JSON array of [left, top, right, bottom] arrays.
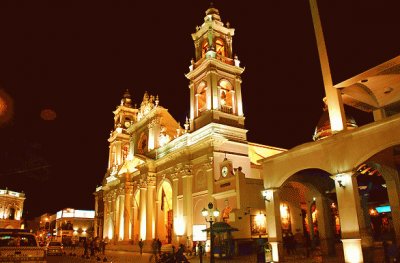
[[282, 231, 312, 257], [83, 237, 107, 257]]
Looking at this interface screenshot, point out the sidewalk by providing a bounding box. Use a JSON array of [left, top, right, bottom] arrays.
[[63, 243, 385, 263]]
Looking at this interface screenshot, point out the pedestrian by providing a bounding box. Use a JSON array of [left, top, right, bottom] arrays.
[[303, 232, 311, 258], [71, 237, 76, 250], [288, 232, 296, 255], [176, 244, 189, 263], [90, 238, 95, 257], [157, 238, 162, 255], [152, 239, 157, 256], [256, 235, 265, 263], [139, 239, 144, 255], [83, 239, 88, 256], [102, 239, 107, 255]]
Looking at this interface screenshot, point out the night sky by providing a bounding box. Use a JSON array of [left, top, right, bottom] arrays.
[[0, 1, 399, 219]]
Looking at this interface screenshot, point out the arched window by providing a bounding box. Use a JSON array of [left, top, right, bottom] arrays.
[[122, 144, 129, 161], [218, 79, 233, 113], [216, 38, 225, 57], [201, 41, 209, 58], [197, 81, 207, 113], [9, 207, 15, 220]]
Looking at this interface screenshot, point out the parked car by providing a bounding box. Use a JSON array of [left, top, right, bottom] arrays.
[[46, 241, 63, 256], [0, 229, 47, 262]]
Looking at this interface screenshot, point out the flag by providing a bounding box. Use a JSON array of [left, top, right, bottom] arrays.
[[161, 188, 166, 211]]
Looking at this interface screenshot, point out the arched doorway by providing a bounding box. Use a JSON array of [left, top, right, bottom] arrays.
[[265, 168, 338, 261], [157, 180, 173, 243]]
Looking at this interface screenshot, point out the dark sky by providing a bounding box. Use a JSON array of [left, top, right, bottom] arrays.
[[0, 1, 399, 218]]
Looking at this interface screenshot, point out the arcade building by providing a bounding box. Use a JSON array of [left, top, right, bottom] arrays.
[[94, 3, 400, 262]]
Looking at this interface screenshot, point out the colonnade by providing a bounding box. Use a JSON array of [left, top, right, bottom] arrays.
[[264, 168, 400, 263], [102, 170, 196, 246]]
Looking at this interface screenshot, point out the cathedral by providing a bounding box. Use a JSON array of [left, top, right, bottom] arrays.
[[94, 4, 283, 249]]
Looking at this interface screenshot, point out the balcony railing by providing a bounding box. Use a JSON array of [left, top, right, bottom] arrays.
[[193, 54, 234, 70], [220, 105, 233, 114]]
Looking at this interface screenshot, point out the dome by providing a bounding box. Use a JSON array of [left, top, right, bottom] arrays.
[[313, 108, 358, 141], [205, 2, 221, 22], [121, 89, 132, 108]]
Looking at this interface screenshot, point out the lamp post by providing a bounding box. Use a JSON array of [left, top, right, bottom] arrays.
[[201, 202, 220, 263]]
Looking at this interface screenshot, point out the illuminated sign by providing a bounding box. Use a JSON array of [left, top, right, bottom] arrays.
[[62, 208, 75, 218], [0, 190, 6, 195], [74, 210, 95, 219], [57, 209, 95, 219], [193, 224, 207, 241], [376, 206, 391, 213]]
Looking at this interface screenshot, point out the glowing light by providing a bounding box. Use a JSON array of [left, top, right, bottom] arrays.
[[262, 190, 273, 202], [342, 239, 363, 263], [280, 203, 290, 229], [40, 109, 57, 121], [255, 213, 266, 229], [174, 217, 185, 236], [312, 209, 318, 223], [270, 241, 280, 262], [369, 209, 378, 216], [192, 225, 207, 241], [0, 89, 13, 126]]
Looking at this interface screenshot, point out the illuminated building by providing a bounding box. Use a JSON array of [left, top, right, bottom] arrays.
[[0, 188, 25, 229], [94, 4, 284, 247], [258, 1, 400, 262], [54, 208, 95, 242]]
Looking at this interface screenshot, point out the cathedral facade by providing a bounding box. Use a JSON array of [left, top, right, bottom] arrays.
[[94, 5, 282, 247]]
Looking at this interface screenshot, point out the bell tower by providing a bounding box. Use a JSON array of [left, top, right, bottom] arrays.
[[186, 3, 245, 132], [107, 89, 138, 170]]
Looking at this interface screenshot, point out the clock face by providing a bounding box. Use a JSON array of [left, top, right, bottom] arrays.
[[124, 121, 131, 128], [221, 166, 229, 177]]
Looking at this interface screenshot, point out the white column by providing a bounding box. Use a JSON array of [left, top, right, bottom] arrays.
[[183, 170, 193, 243], [172, 175, 179, 243], [146, 183, 155, 240], [189, 82, 195, 120], [230, 90, 235, 114], [264, 189, 283, 262], [333, 172, 363, 263], [124, 186, 132, 241], [314, 195, 335, 256], [103, 198, 109, 239], [383, 165, 400, 244], [139, 185, 147, 240], [234, 77, 243, 116]]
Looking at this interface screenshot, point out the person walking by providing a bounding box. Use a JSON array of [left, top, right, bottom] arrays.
[[90, 238, 95, 257], [83, 239, 88, 257], [156, 238, 162, 255], [139, 239, 144, 256]]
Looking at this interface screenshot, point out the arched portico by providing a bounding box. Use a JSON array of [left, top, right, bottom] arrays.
[[264, 169, 336, 261], [261, 114, 400, 262]]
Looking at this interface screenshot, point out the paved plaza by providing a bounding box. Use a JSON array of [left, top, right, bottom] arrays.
[[47, 244, 385, 263]]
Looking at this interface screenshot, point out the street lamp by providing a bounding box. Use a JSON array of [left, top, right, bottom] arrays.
[[201, 202, 220, 263]]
